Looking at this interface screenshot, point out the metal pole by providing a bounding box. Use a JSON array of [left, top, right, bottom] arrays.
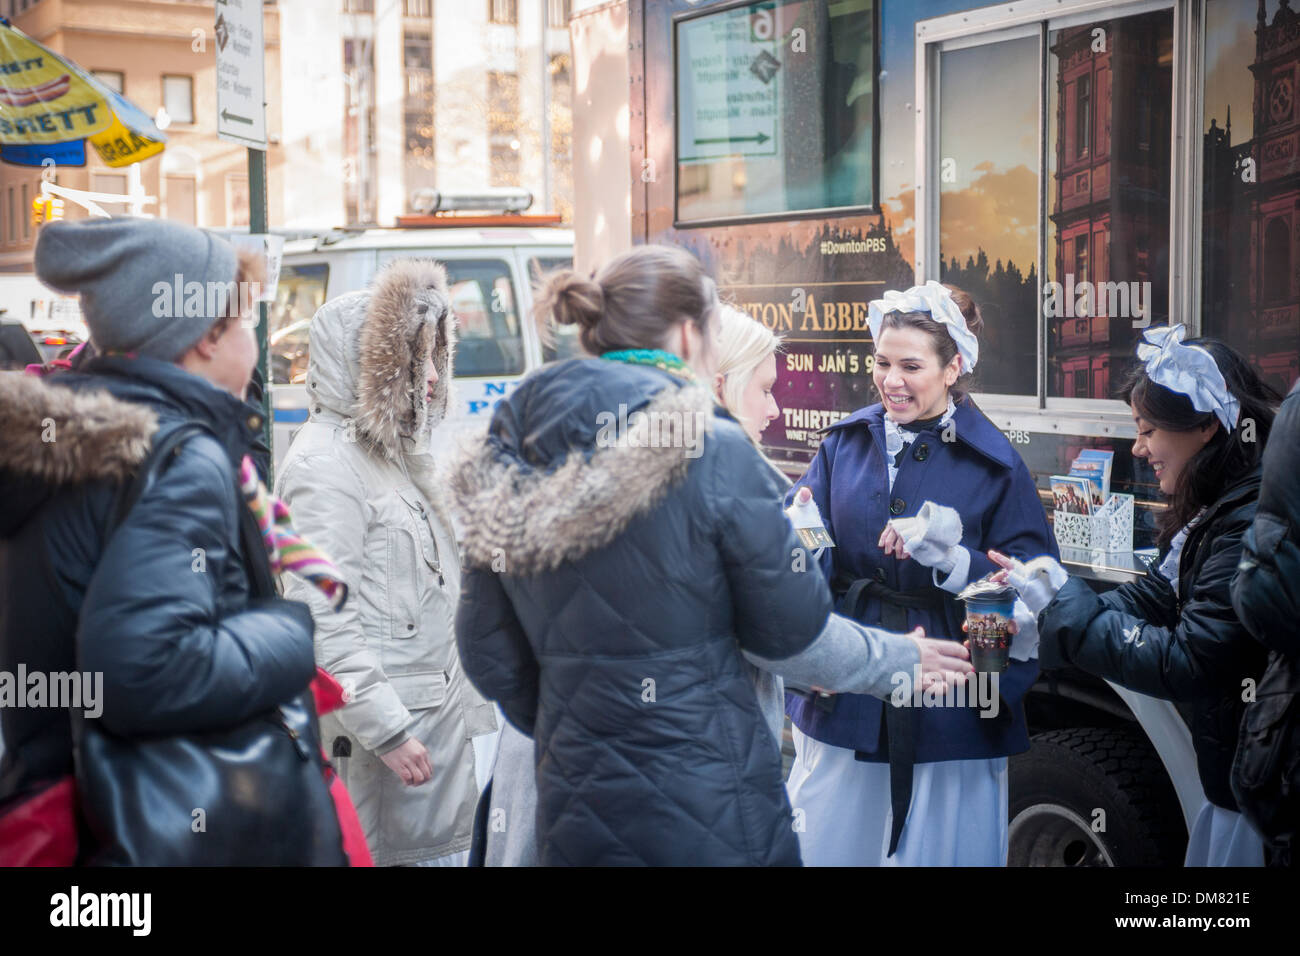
[[248, 145, 273, 475], [541, 6, 551, 213]]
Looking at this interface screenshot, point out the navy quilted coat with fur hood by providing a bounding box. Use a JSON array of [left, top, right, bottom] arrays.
[[451, 358, 834, 865]]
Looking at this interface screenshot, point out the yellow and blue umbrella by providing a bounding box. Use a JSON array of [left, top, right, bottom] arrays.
[[0, 18, 165, 167]]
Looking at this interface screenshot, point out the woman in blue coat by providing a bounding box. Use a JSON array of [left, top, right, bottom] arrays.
[[785, 281, 1057, 866]]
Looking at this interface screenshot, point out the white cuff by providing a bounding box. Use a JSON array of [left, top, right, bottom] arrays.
[[1010, 598, 1040, 661], [932, 545, 972, 594]]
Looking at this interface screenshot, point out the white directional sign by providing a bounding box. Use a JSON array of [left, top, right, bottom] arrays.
[[214, 0, 267, 149], [677, 5, 781, 163]]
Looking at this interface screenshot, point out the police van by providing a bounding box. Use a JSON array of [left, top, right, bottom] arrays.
[[268, 200, 574, 467]]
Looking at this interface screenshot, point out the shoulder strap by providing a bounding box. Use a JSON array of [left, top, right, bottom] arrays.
[[108, 422, 213, 538]]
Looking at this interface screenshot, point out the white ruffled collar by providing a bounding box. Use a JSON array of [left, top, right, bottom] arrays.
[[884, 395, 957, 458]]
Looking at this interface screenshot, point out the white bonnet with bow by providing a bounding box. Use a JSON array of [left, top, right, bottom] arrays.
[[868, 280, 979, 373], [1136, 323, 1239, 432]]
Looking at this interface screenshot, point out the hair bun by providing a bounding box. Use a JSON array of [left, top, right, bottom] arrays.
[[943, 284, 983, 337], [541, 270, 604, 330]]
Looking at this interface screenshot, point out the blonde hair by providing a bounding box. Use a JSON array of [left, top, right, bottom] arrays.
[[715, 304, 782, 433]]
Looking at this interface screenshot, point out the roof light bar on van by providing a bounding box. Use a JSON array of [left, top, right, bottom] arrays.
[[409, 188, 534, 215]]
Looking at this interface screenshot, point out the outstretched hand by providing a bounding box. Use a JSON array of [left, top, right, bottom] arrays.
[[904, 626, 975, 691]]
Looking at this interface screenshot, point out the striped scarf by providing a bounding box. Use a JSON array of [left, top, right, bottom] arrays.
[[238, 456, 348, 611]]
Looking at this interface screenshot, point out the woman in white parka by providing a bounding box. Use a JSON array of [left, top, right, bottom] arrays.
[[277, 258, 499, 866]]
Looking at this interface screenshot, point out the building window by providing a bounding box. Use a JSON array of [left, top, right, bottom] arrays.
[[547, 0, 571, 28], [1074, 234, 1089, 286], [342, 0, 374, 12], [1264, 217, 1290, 303], [488, 70, 520, 187], [489, 0, 517, 25], [165, 176, 198, 226], [226, 174, 249, 228], [343, 37, 377, 224], [1076, 74, 1091, 159], [403, 0, 430, 15], [1136, 69, 1152, 151], [405, 111, 432, 155], [90, 173, 126, 194], [549, 52, 574, 223], [91, 70, 124, 94], [163, 75, 194, 124], [404, 31, 431, 71]]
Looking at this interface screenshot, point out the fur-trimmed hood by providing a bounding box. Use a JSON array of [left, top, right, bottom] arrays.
[[0, 370, 157, 537], [0, 371, 157, 487], [307, 258, 455, 460], [449, 359, 718, 575]]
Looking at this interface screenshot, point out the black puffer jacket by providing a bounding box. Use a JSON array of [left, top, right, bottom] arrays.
[[1231, 379, 1300, 862], [1040, 466, 1269, 809], [451, 359, 833, 865], [0, 357, 316, 811], [1233, 379, 1300, 657]]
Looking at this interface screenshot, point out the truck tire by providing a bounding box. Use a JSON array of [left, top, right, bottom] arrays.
[[1008, 727, 1187, 866]]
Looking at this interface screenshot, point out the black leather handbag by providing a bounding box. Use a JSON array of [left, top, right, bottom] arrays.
[[71, 423, 347, 866]]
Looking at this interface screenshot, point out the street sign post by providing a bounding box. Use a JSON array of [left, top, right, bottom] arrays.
[[214, 0, 267, 149], [214, 0, 273, 472]]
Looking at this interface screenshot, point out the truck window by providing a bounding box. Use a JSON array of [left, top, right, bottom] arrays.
[[530, 254, 581, 362], [674, 0, 876, 223], [270, 263, 329, 385], [1202, 0, 1300, 395], [445, 259, 525, 377], [938, 34, 1039, 397], [1044, 11, 1172, 399]]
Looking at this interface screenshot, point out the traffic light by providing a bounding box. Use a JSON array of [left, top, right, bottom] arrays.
[[31, 195, 64, 227]]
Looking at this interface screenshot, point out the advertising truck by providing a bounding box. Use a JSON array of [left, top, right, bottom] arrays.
[[569, 0, 1298, 864]]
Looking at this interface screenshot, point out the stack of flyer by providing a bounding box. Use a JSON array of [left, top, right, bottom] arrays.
[[1050, 449, 1113, 517]]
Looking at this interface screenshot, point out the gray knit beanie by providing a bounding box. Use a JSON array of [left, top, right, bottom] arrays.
[[34, 217, 240, 362]]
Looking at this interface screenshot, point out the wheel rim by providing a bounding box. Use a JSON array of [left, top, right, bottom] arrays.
[[1008, 804, 1116, 867]]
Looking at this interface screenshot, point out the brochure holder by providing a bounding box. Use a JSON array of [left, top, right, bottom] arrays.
[[1053, 493, 1134, 554]]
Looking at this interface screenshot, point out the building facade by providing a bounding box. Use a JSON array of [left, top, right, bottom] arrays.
[[0, 0, 575, 274], [0, 0, 284, 273], [276, 0, 574, 230]]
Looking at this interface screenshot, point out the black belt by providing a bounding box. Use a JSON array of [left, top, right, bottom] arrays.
[[831, 573, 945, 858]]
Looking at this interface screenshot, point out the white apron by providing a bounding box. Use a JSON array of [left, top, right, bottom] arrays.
[[787, 725, 1008, 866], [1183, 800, 1265, 867]]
